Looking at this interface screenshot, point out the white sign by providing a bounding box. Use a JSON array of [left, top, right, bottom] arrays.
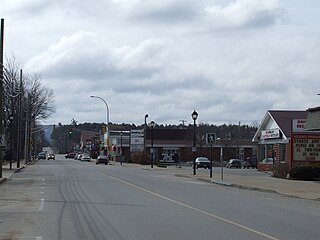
[[261, 129, 280, 140], [206, 133, 216, 145], [130, 129, 144, 152], [292, 119, 307, 132], [292, 134, 320, 161]]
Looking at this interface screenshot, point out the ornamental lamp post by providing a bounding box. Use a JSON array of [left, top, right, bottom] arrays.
[[150, 121, 155, 168], [191, 110, 198, 175]]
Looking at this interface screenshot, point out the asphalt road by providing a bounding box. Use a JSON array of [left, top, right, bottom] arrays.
[[0, 155, 319, 240]]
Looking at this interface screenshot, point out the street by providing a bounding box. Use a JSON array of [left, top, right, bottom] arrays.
[[0, 155, 319, 240]]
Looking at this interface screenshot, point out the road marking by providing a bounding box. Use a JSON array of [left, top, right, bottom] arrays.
[[39, 199, 45, 211], [16, 237, 42, 240], [109, 176, 279, 240]]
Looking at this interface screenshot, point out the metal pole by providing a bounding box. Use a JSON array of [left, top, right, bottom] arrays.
[[0, 19, 4, 178], [120, 131, 123, 165], [144, 114, 148, 153], [151, 124, 154, 168], [10, 118, 13, 170], [17, 69, 22, 168], [193, 118, 196, 175], [220, 147, 224, 181], [210, 144, 213, 178]]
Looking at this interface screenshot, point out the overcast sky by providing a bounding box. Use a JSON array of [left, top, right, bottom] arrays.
[[1, 0, 320, 126]]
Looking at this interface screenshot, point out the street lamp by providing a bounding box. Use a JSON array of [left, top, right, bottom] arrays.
[[90, 95, 110, 154], [150, 121, 155, 168], [90, 95, 110, 125], [191, 110, 198, 175]]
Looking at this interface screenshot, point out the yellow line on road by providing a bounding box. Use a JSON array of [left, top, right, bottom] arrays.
[[109, 176, 279, 240]]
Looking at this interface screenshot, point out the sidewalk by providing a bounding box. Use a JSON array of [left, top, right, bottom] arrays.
[[0, 161, 26, 184], [116, 162, 320, 201]]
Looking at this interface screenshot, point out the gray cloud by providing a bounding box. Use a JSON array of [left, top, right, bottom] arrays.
[[2, 0, 320, 125]]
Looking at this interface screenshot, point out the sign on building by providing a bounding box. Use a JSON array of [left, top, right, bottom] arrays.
[[130, 129, 144, 152], [292, 134, 320, 162], [261, 129, 281, 140], [292, 119, 307, 133]]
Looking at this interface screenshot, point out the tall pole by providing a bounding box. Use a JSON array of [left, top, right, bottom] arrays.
[[120, 131, 123, 165], [90, 95, 110, 153], [17, 69, 22, 168], [0, 19, 4, 177], [150, 121, 155, 168], [191, 110, 198, 175], [90, 96, 109, 124], [193, 118, 196, 175], [144, 114, 148, 153]]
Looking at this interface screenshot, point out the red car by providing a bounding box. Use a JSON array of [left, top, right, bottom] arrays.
[[96, 155, 109, 165], [65, 152, 76, 159]]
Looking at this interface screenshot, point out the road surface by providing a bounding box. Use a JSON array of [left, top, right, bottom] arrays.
[[0, 155, 319, 240]]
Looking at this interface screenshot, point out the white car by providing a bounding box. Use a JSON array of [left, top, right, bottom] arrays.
[[80, 155, 91, 162]]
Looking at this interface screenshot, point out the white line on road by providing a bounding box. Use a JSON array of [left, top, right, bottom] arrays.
[[39, 198, 45, 211], [109, 175, 280, 240]]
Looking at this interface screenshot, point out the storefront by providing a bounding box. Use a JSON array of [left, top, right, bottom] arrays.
[[252, 110, 309, 171]]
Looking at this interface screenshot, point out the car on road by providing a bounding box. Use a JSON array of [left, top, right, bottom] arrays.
[[226, 159, 242, 169], [243, 157, 257, 169], [37, 152, 47, 160], [80, 155, 91, 162], [195, 157, 211, 169], [65, 152, 76, 159], [96, 155, 109, 165], [47, 153, 55, 160]]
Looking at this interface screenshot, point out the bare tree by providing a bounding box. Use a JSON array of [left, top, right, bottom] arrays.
[[26, 73, 55, 121]]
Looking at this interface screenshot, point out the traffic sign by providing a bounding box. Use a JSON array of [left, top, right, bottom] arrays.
[[206, 133, 216, 145]]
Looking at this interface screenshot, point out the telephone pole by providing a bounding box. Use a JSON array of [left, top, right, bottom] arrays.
[[0, 19, 5, 177]]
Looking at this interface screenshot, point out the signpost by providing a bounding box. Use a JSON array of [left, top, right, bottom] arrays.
[[206, 133, 216, 178]]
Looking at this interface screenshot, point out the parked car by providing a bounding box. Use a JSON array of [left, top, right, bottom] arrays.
[[65, 152, 76, 159], [260, 157, 274, 164], [47, 153, 55, 160], [80, 155, 91, 162], [243, 157, 257, 169], [195, 157, 211, 169], [226, 159, 242, 169], [96, 155, 109, 165], [37, 152, 47, 160]]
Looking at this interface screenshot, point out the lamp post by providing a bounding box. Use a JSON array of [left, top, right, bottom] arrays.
[[90, 95, 110, 153], [90, 96, 110, 125], [120, 131, 123, 165], [150, 121, 155, 168], [9, 114, 14, 170], [191, 110, 198, 175]]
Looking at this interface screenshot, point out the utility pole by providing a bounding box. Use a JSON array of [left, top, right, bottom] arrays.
[[0, 19, 5, 178]]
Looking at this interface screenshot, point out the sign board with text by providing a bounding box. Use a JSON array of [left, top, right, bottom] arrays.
[[292, 134, 320, 162]]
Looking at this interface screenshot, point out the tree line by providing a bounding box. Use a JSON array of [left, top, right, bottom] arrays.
[[50, 120, 258, 154]]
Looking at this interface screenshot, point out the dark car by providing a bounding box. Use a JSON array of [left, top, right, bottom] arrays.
[[47, 153, 55, 160], [243, 157, 257, 169], [96, 155, 109, 165], [226, 159, 242, 169], [37, 152, 47, 160], [65, 152, 76, 159], [195, 157, 211, 169]]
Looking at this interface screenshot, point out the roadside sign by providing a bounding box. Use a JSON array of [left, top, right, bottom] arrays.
[[206, 133, 216, 145]]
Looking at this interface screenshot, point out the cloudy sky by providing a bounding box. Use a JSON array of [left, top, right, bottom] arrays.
[[1, 0, 320, 126]]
